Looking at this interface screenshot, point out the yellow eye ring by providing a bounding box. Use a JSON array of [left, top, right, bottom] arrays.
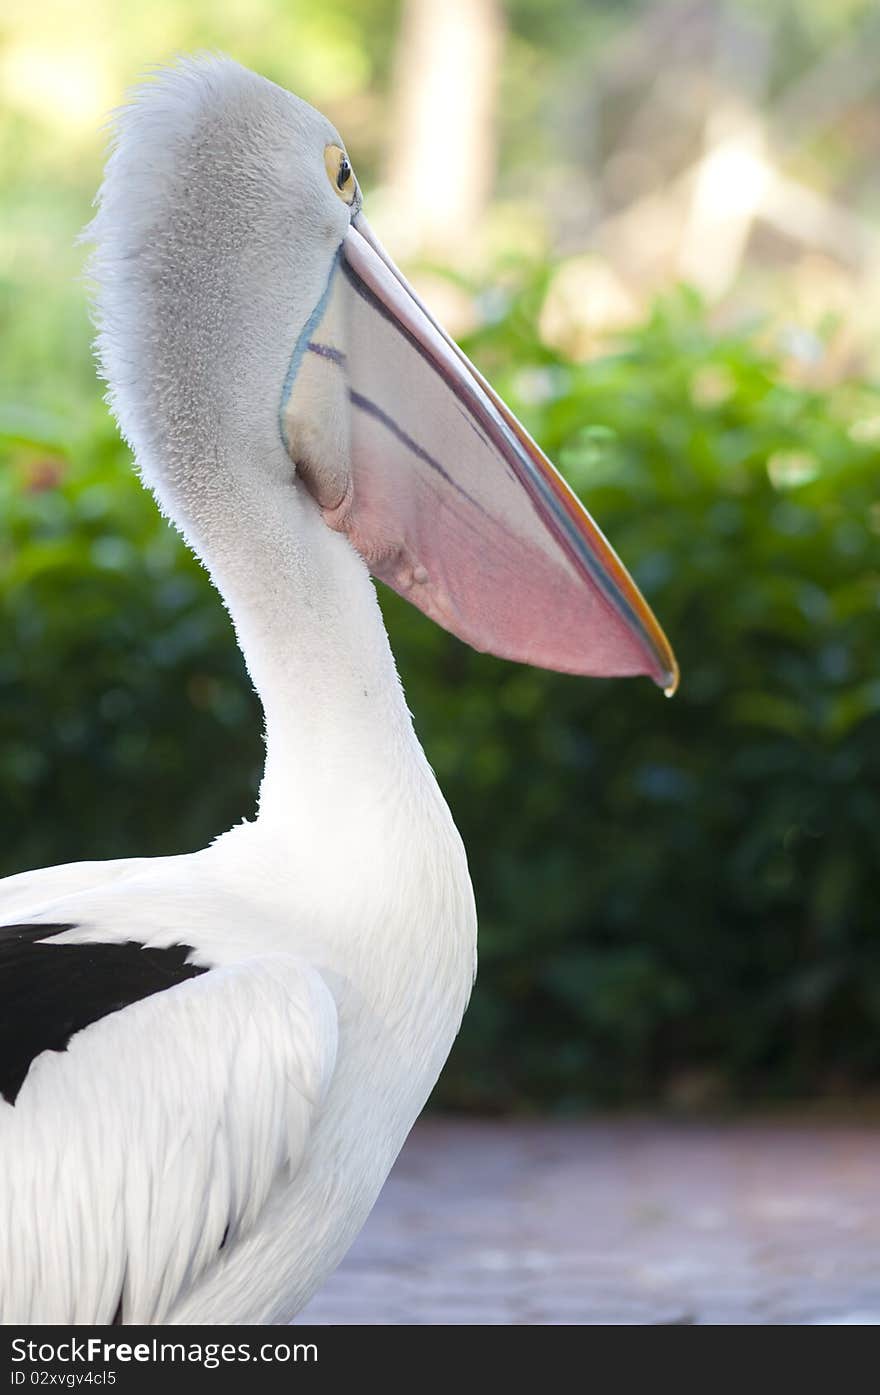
[[324, 144, 356, 205]]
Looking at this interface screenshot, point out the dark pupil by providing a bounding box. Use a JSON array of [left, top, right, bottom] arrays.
[[337, 156, 351, 191]]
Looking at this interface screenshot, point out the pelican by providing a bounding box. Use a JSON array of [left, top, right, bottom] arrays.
[[0, 56, 676, 1324]]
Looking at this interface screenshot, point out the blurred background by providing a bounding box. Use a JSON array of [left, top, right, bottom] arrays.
[[2, 0, 879, 1116]]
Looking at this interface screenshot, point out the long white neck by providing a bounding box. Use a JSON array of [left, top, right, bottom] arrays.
[[174, 452, 424, 832]]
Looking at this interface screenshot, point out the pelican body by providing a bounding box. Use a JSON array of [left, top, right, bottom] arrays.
[[0, 58, 676, 1323]]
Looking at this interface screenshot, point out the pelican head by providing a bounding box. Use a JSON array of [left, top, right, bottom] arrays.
[[89, 55, 676, 690]]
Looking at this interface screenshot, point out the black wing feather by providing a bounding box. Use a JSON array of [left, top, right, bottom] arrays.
[[0, 923, 209, 1105]]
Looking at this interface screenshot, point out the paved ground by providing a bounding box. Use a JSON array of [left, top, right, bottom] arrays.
[[299, 1116, 880, 1325]]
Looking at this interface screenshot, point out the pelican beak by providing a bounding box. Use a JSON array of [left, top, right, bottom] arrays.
[[282, 215, 678, 692]]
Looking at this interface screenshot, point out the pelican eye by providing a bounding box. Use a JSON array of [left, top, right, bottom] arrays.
[[324, 144, 356, 205]]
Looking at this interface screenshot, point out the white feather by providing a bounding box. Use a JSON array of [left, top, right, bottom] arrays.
[[0, 952, 337, 1323]]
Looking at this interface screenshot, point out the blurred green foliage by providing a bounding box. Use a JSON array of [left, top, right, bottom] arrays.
[[2, 276, 878, 1109]]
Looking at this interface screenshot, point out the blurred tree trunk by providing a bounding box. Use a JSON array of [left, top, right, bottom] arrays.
[[385, 0, 504, 256]]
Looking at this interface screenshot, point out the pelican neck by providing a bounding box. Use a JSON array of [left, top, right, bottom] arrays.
[[171, 460, 422, 829]]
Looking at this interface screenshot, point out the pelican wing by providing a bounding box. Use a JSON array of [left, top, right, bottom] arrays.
[[0, 923, 338, 1324], [0, 857, 158, 922]]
